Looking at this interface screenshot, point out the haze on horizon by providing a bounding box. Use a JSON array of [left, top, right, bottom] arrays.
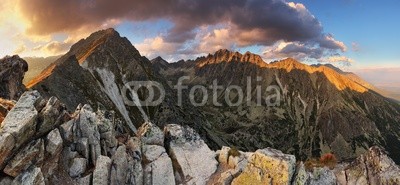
[[0, 0, 399, 93]]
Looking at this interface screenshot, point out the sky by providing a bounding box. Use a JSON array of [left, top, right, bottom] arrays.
[[0, 0, 399, 91]]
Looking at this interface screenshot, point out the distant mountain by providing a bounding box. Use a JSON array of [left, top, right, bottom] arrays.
[[22, 56, 60, 84], [313, 63, 400, 101], [160, 49, 400, 163], [27, 29, 400, 163]]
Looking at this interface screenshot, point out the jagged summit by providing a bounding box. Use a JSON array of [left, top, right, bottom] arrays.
[[197, 49, 266, 67]]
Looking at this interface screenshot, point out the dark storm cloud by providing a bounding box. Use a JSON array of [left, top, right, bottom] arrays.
[[17, 0, 345, 51]]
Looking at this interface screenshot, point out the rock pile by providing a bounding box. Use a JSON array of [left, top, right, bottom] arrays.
[[0, 91, 400, 185]]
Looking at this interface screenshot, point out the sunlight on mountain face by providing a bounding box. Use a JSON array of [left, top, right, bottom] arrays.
[[269, 59, 368, 93], [196, 50, 368, 93]]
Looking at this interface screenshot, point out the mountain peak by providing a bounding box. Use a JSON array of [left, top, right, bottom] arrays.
[[67, 28, 140, 64], [198, 49, 266, 67]]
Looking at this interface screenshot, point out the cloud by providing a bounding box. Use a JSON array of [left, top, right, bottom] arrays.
[[317, 35, 347, 52], [13, 44, 26, 54], [33, 40, 72, 55], [263, 41, 324, 60], [196, 28, 235, 54], [319, 55, 355, 66], [135, 36, 179, 59], [16, 0, 344, 48], [352, 42, 360, 52]]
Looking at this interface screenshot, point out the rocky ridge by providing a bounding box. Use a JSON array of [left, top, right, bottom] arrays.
[[0, 91, 399, 185]]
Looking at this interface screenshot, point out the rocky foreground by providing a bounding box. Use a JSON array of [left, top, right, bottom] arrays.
[[0, 91, 400, 185]]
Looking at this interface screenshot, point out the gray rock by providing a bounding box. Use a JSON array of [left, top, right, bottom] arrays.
[[76, 138, 89, 159], [12, 167, 45, 185], [61, 146, 80, 168], [77, 105, 101, 144], [0, 176, 13, 185], [69, 158, 87, 178], [59, 120, 74, 143], [293, 162, 310, 185], [45, 129, 63, 156], [337, 146, 400, 185], [110, 145, 128, 185], [165, 124, 218, 185], [138, 122, 164, 146], [37, 97, 64, 135], [308, 167, 336, 185], [144, 153, 175, 185], [3, 139, 44, 177], [126, 156, 143, 185], [75, 105, 101, 165], [1, 91, 40, 148], [76, 174, 92, 185], [93, 155, 112, 185], [0, 133, 15, 167], [143, 145, 166, 163]]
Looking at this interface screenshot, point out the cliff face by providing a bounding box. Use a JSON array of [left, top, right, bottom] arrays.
[[0, 55, 28, 100], [0, 91, 399, 185]]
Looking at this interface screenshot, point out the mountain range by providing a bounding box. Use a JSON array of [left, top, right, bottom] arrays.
[[23, 28, 400, 164]]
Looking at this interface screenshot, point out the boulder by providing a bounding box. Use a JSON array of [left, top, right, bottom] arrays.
[[12, 167, 45, 185], [3, 139, 44, 177], [0, 176, 13, 185], [37, 97, 65, 135], [1, 91, 41, 148], [0, 133, 15, 168], [164, 124, 218, 185], [93, 155, 112, 185], [110, 145, 128, 185], [232, 148, 296, 185], [126, 155, 143, 185], [308, 167, 336, 185], [336, 146, 400, 185], [74, 104, 101, 165], [143, 145, 166, 163], [143, 152, 175, 185], [59, 120, 74, 143], [293, 162, 310, 185], [45, 129, 63, 156], [0, 55, 28, 100], [76, 174, 92, 185], [138, 122, 164, 146], [69, 158, 87, 178], [76, 138, 90, 159]]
